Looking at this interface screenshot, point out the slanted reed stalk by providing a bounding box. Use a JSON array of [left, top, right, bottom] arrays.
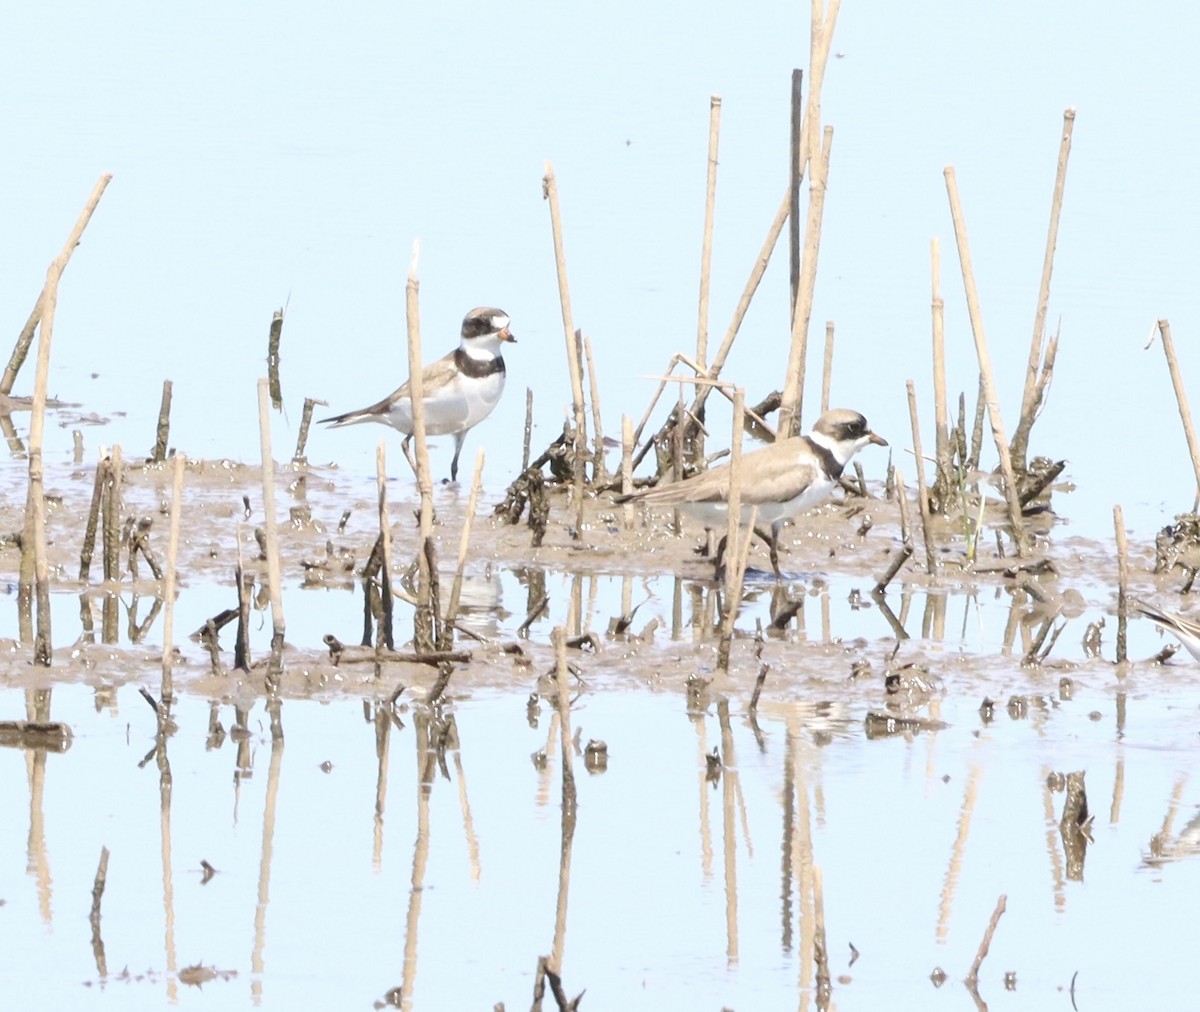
[[376, 443, 396, 653], [406, 242, 437, 653], [717, 508, 757, 674], [256, 377, 286, 719], [1114, 504, 1129, 665], [820, 321, 835, 413], [931, 238, 951, 480], [697, 95, 722, 370], [2, 172, 112, 395], [80, 456, 107, 580], [778, 124, 834, 438], [1013, 109, 1076, 472], [874, 467, 913, 594], [542, 163, 587, 534], [722, 389, 746, 604], [944, 166, 1029, 556], [582, 334, 606, 484], [446, 449, 485, 630], [152, 380, 172, 463], [160, 453, 185, 706], [1154, 319, 1200, 495], [24, 257, 65, 664], [907, 380, 938, 576]]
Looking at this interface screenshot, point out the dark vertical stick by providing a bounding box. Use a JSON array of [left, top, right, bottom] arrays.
[[292, 397, 319, 464], [376, 442, 396, 654], [2, 173, 113, 395], [152, 380, 172, 463], [103, 446, 123, 583], [235, 563, 253, 672], [266, 309, 284, 411], [789, 69, 804, 317], [89, 844, 110, 979], [1114, 505, 1129, 665]]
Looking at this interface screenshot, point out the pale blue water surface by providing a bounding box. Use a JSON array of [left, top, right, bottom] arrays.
[[2, 1, 1200, 1008]]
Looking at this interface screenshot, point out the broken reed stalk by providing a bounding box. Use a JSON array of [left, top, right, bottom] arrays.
[[1114, 504, 1129, 665], [445, 449, 485, 628], [697, 94, 722, 370], [292, 397, 319, 463], [256, 378, 286, 716], [1013, 108, 1076, 472], [813, 865, 832, 1003], [266, 309, 284, 411], [874, 468, 913, 594], [820, 321, 835, 413], [522, 387, 533, 473], [159, 453, 185, 706], [152, 380, 172, 463], [621, 415, 634, 530], [406, 242, 437, 653], [943, 166, 1029, 556], [965, 893, 1007, 985], [778, 124, 834, 438], [931, 238, 951, 479], [2, 172, 113, 395], [542, 163, 588, 534], [80, 456, 107, 580], [550, 625, 578, 973], [103, 445, 123, 583], [376, 443, 396, 653], [582, 334, 606, 484], [1154, 319, 1200, 495], [906, 380, 939, 576], [24, 257, 65, 664]]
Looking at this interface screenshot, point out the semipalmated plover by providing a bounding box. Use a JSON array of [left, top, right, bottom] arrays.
[[1133, 600, 1200, 660], [618, 408, 887, 577], [322, 307, 515, 482]]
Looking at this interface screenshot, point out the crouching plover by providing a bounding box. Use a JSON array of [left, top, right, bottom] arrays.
[[617, 408, 888, 578], [322, 307, 515, 482], [1133, 600, 1200, 661]]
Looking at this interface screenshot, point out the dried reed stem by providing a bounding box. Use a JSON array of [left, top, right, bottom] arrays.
[[1013, 109, 1076, 470], [1114, 504, 1129, 665], [698, 95, 722, 370], [152, 380, 172, 463], [2, 172, 113, 395], [80, 456, 107, 580], [550, 625, 578, 972], [906, 380, 938, 576], [583, 334, 606, 484], [266, 309, 284, 411], [944, 166, 1029, 556], [257, 378, 286, 715], [159, 453, 185, 706], [778, 124, 834, 438], [931, 238, 951, 478], [446, 449, 485, 626], [820, 321, 835, 413], [406, 242, 437, 653], [718, 508, 758, 674], [813, 865, 831, 1002], [1154, 319, 1200, 494], [89, 845, 110, 978], [543, 164, 588, 534], [103, 445, 123, 583]]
